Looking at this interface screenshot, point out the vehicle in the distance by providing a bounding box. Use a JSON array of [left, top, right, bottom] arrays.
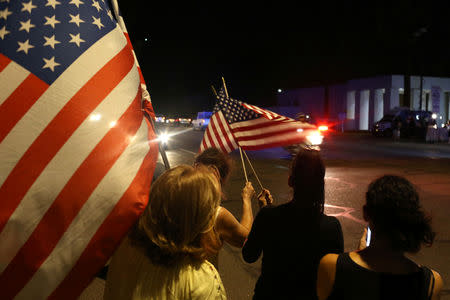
[[179, 117, 192, 126], [192, 111, 212, 130]]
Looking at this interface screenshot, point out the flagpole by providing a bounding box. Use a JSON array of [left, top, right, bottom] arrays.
[[211, 85, 218, 98], [239, 147, 248, 182], [221, 77, 229, 99], [143, 110, 171, 170], [242, 150, 264, 190]]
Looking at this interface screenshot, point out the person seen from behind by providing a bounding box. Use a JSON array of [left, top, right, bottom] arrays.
[[317, 175, 443, 300], [104, 165, 226, 300], [194, 147, 271, 268], [242, 149, 344, 299]]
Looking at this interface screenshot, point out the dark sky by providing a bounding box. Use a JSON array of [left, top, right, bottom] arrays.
[[118, 1, 450, 116]]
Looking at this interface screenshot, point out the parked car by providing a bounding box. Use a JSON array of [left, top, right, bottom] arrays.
[[192, 111, 212, 130], [372, 108, 432, 137]]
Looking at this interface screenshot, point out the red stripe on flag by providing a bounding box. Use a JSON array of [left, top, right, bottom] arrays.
[[0, 90, 142, 298], [49, 141, 159, 300], [240, 137, 306, 151], [0, 53, 11, 72], [0, 74, 48, 142], [0, 45, 134, 233]]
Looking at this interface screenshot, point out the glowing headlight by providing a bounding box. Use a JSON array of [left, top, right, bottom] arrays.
[[158, 132, 170, 144], [306, 131, 324, 145]]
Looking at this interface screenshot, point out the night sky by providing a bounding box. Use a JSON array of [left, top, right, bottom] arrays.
[[118, 1, 450, 117]]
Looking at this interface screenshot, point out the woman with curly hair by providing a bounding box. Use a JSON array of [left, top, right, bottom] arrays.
[[317, 175, 443, 300], [104, 165, 226, 300]]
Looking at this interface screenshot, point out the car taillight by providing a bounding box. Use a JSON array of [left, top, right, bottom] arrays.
[[318, 125, 328, 131]]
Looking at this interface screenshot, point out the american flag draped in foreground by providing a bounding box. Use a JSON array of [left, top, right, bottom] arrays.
[[200, 88, 316, 153], [0, 0, 158, 299]]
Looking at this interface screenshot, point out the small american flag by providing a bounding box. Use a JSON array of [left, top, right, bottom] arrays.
[[0, 0, 158, 299], [200, 88, 316, 153]]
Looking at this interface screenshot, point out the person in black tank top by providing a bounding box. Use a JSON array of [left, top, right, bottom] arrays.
[[317, 175, 443, 300], [243, 149, 344, 299]]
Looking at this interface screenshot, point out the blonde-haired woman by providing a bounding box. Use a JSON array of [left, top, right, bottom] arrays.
[[104, 165, 226, 300]]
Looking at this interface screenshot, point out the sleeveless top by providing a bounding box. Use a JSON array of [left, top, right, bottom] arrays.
[[328, 253, 434, 300], [104, 237, 226, 300]]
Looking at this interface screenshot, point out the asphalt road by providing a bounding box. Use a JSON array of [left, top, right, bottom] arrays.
[[80, 125, 450, 299]]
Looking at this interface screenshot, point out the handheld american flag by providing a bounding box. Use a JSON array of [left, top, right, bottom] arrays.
[[200, 88, 316, 153], [0, 0, 158, 299]]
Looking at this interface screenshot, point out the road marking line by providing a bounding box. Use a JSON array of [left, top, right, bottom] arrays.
[[325, 203, 365, 224]]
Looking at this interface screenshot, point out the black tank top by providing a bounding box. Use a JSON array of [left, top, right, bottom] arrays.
[[328, 253, 433, 300]]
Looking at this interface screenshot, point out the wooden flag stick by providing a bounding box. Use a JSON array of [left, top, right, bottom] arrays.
[[242, 150, 264, 190], [211, 85, 218, 98], [221, 77, 229, 99], [239, 147, 248, 182]]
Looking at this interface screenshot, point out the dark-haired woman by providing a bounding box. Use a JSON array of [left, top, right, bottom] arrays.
[[242, 149, 344, 299], [317, 175, 443, 300]]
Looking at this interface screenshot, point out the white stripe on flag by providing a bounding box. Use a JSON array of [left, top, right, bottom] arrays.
[[0, 61, 29, 106], [0, 26, 127, 187], [201, 129, 212, 151], [16, 120, 150, 300], [0, 63, 139, 273], [216, 111, 239, 150], [209, 113, 232, 153]]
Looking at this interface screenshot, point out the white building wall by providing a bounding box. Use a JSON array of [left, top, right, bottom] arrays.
[[276, 75, 450, 131]]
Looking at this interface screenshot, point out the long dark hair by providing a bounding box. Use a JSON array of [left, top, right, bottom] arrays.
[[289, 149, 325, 220], [365, 175, 435, 253], [194, 147, 233, 186]]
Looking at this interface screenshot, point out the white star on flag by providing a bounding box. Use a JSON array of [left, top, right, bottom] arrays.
[[92, 0, 102, 12], [45, 0, 61, 9], [69, 0, 84, 8], [21, 1, 37, 14], [0, 25, 10, 39], [92, 16, 104, 29], [69, 14, 84, 27], [17, 39, 34, 54], [44, 15, 60, 28], [0, 7, 13, 20], [19, 19, 35, 33], [42, 56, 60, 71], [69, 32, 85, 47], [43, 35, 60, 49]]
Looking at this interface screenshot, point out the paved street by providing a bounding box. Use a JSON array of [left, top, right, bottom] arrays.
[[80, 126, 450, 299]]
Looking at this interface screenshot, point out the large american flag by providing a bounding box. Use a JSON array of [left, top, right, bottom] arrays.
[[200, 88, 316, 153], [0, 0, 158, 299]]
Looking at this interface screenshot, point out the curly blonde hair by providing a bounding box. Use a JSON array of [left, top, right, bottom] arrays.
[[130, 164, 221, 265]]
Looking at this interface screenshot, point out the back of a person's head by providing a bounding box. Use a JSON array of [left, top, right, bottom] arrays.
[[131, 164, 221, 265], [194, 147, 232, 185], [365, 175, 435, 253], [289, 149, 325, 217]]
